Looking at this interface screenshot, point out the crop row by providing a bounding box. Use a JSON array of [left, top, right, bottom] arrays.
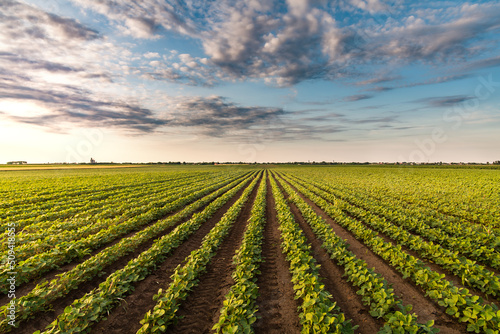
[[275, 173, 437, 333], [0, 172, 210, 235], [298, 173, 500, 260], [0, 172, 250, 331], [213, 171, 268, 333], [0, 172, 248, 293], [270, 174, 354, 334], [0, 171, 198, 213], [137, 172, 261, 333], [0, 168, 209, 208], [287, 174, 500, 298], [37, 172, 258, 334], [295, 168, 499, 229], [285, 174, 500, 333], [0, 172, 216, 259]]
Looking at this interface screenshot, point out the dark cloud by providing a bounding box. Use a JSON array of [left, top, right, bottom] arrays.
[[0, 78, 167, 133], [414, 95, 475, 108], [462, 56, 500, 71], [168, 96, 285, 137], [344, 94, 373, 102], [1, 0, 99, 42]]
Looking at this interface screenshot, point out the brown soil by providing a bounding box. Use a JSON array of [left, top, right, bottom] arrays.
[[356, 216, 496, 304], [165, 176, 261, 333], [1, 178, 247, 307], [293, 175, 499, 302], [1, 189, 213, 308], [16, 178, 251, 334], [275, 177, 384, 333], [252, 177, 301, 334], [276, 173, 467, 334], [304, 177, 500, 275]]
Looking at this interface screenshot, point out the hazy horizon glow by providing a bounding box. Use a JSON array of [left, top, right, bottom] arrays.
[[1, 0, 500, 163]]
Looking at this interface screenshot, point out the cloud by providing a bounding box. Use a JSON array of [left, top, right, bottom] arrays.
[[361, 3, 500, 64], [1, 52, 84, 74], [356, 75, 402, 86], [0, 1, 123, 85], [69, 0, 197, 39], [414, 95, 475, 108], [0, 78, 167, 133], [462, 55, 500, 71], [63, 0, 500, 87], [167, 95, 285, 137], [0, 1, 152, 133], [349, 0, 388, 14], [144, 52, 161, 59], [366, 73, 472, 92], [344, 94, 373, 102], [0, 0, 99, 43]]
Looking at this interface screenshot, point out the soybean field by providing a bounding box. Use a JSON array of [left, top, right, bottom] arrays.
[[1, 165, 500, 334]]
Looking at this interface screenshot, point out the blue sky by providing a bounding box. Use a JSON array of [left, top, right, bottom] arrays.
[[1, 0, 499, 163]]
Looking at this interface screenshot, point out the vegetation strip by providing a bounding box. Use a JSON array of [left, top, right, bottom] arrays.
[[35, 172, 256, 334], [284, 173, 500, 333], [269, 173, 354, 334], [293, 173, 500, 271], [0, 174, 210, 261], [136, 173, 261, 333], [316, 178, 500, 251], [275, 173, 437, 333], [0, 173, 245, 294], [213, 172, 267, 333], [0, 172, 201, 233], [0, 172, 248, 331], [288, 173, 500, 299]]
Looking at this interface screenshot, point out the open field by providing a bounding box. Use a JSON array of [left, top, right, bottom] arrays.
[[0, 165, 142, 171], [1, 165, 499, 333]]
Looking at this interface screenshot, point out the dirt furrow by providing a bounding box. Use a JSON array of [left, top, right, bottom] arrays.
[[279, 175, 467, 334], [252, 177, 300, 334], [166, 176, 262, 334], [297, 176, 500, 276], [2, 176, 250, 308], [17, 180, 250, 334], [352, 215, 495, 303], [276, 179, 384, 333]]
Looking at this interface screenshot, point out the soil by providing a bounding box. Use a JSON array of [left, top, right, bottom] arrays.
[[275, 176, 384, 333], [276, 173, 467, 334], [11, 171, 481, 334], [252, 177, 301, 334], [165, 176, 261, 333], [16, 178, 251, 334]]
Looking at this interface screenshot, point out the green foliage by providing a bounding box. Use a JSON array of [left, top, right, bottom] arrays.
[[36, 172, 259, 334], [136, 173, 261, 333], [213, 174, 267, 333], [281, 169, 500, 333], [269, 174, 354, 334]]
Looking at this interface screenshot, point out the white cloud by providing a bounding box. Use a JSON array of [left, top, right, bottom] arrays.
[[350, 0, 387, 14], [144, 52, 160, 59], [55, 0, 500, 87]]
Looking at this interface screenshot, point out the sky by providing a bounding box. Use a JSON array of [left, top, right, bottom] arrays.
[[1, 0, 500, 163]]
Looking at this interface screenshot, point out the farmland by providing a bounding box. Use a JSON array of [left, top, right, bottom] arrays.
[[1, 165, 500, 333]]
